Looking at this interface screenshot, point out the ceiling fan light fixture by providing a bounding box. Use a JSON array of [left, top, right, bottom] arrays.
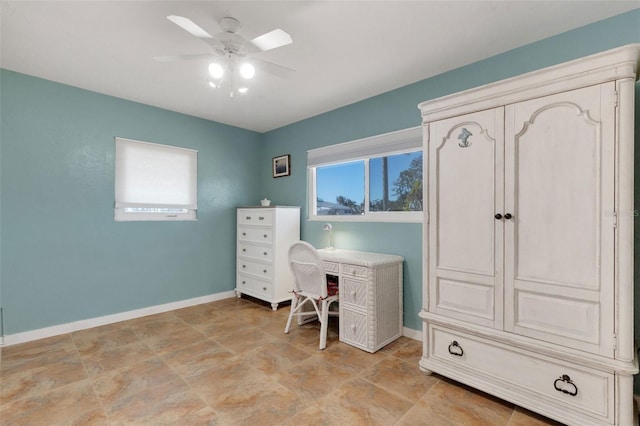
[[208, 62, 224, 79], [239, 63, 255, 79], [238, 87, 249, 94]]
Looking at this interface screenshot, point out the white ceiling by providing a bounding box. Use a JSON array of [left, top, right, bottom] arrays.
[[1, 1, 638, 133]]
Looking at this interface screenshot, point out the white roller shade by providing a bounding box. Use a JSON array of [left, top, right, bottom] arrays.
[[115, 137, 197, 217], [307, 126, 421, 167]]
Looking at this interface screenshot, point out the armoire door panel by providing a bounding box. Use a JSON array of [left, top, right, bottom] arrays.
[[429, 108, 504, 328], [436, 277, 495, 321], [504, 83, 616, 356], [514, 289, 600, 345]]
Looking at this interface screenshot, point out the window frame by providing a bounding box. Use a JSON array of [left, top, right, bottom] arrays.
[[307, 126, 423, 223], [114, 137, 198, 222]]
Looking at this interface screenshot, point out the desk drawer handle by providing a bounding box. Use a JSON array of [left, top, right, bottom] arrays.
[[263, 234, 268, 238], [448, 341, 464, 357], [241, 280, 246, 285], [242, 248, 246, 252], [264, 252, 268, 256], [263, 287, 267, 291], [242, 265, 246, 268], [245, 216, 251, 220], [263, 269, 267, 273], [242, 232, 246, 236], [554, 374, 578, 397], [259, 216, 265, 220]]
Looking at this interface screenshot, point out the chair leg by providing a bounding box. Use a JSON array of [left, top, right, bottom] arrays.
[[319, 299, 330, 350], [285, 295, 297, 334]]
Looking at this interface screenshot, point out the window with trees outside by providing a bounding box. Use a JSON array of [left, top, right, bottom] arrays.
[[307, 127, 423, 222]]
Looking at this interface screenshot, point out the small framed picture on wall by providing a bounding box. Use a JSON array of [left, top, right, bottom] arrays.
[[272, 154, 291, 178]]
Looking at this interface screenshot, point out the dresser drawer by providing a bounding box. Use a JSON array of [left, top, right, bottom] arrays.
[[341, 263, 369, 278], [341, 277, 367, 308], [238, 227, 273, 244], [238, 259, 272, 279], [237, 273, 273, 297], [340, 308, 368, 349], [238, 209, 274, 226], [238, 242, 273, 262], [428, 325, 614, 421]]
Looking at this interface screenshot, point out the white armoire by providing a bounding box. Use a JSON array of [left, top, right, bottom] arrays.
[[419, 44, 640, 425]]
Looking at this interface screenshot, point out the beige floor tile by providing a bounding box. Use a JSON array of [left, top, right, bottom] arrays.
[[72, 324, 139, 354], [508, 407, 565, 425], [276, 354, 356, 400], [318, 340, 389, 373], [1, 354, 87, 404], [79, 340, 156, 377], [240, 341, 312, 375], [1, 335, 77, 375], [285, 378, 413, 426], [213, 326, 278, 355], [160, 339, 235, 377], [396, 379, 514, 426], [362, 356, 439, 402], [143, 326, 209, 356], [0, 380, 104, 425]]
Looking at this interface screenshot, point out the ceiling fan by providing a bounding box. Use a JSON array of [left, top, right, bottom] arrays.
[[156, 14, 294, 97]]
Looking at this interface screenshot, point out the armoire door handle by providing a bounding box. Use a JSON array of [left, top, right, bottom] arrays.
[[504, 213, 513, 220], [495, 213, 503, 220]]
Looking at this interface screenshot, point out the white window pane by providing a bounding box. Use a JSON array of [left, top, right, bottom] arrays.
[[316, 161, 364, 216], [370, 151, 423, 212]]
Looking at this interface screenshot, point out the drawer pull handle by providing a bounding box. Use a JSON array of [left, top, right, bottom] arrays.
[[242, 265, 246, 268], [246, 216, 251, 220], [263, 269, 267, 273], [554, 374, 578, 397], [259, 216, 265, 220], [264, 252, 268, 256], [263, 234, 268, 238], [242, 281, 246, 285], [262, 287, 267, 291], [242, 248, 246, 252], [242, 232, 246, 236], [448, 341, 464, 357]]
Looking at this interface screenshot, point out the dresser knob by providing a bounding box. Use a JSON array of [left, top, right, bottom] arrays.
[[263, 269, 267, 273], [242, 281, 246, 285], [504, 213, 513, 220], [259, 216, 264, 220], [495, 213, 503, 220], [242, 232, 246, 236], [263, 287, 267, 291], [245, 216, 251, 220], [264, 252, 268, 256], [242, 248, 246, 252], [242, 265, 246, 268], [264, 234, 268, 238]]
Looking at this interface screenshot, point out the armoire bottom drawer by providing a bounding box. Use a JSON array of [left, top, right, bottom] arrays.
[[428, 325, 614, 422], [237, 274, 273, 297]]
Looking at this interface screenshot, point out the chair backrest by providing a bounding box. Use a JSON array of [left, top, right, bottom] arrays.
[[288, 241, 327, 298]]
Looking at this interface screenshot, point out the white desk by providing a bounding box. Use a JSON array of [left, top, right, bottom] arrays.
[[317, 248, 404, 353]]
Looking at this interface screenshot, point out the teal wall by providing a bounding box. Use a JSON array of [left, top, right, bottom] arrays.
[[0, 70, 262, 334], [0, 9, 639, 349], [261, 9, 640, 332]]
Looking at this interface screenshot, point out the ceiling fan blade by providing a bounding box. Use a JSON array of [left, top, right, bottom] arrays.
[[167, 15, 213, 40], [153, 54, 215, 62], [250, 29, 292, 51], [252, 58, 295, 79]]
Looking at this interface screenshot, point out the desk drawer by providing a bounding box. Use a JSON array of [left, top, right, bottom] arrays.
[[341, 308, 368, 349], [342, 264, 369, 278], [238, 243, 273, 262], [323, 261, 339, 274], [429, 325, 613, 421], [238, 210, 274, 226], [341, 277, 367, 308], [238, 227, 273, 244], [238, 259, 272, 279]]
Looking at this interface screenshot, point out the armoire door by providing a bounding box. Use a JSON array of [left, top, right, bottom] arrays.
[[428, 108, 505, 329], [503, 83, 616, 356]]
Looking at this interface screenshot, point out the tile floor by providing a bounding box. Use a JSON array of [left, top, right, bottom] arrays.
[[0, 296, 564, 425]]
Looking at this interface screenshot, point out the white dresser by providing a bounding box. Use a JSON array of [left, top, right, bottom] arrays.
[[419, 44, 639, 425], [235, 206, 300, 310], [318, 249, 403, 353]]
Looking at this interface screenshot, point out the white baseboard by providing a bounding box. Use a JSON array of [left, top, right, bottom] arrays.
[[403, 326, 422, 341], [1, 291, 236, 347]]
